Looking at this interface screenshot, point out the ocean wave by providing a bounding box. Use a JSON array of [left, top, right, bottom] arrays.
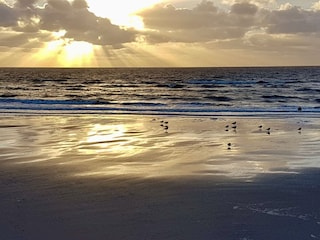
[[1, 67, 320, 116], [1, 98, 319, 116]]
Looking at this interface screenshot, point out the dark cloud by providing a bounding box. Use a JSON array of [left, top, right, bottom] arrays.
[[71, 0, 88, 9], [138, 1, 259, 42], [193, 0, 218, 12], [138, 0, 320, 46], [264, 6, 320, 34], [0, 2, 18, 27], [0, 29, 51, 47], [40, 0, 137, 45], [14, 0, 37, 8], [138, 1, 223, 30], [230, 2, 258, 15]]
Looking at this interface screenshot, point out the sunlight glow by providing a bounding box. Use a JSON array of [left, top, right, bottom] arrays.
[[64, 41, 93, 62], [83, 123, 142, 157], [86, 0, 161, 29], [86, 124, 125, 146], [36, 39, 95, 67]]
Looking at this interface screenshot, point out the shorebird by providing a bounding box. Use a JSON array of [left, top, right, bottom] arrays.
[[232, 121, 237, 125], [227, 143, 232, 150], [266, 128, 271, 135]]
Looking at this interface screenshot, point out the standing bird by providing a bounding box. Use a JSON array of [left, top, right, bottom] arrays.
[[266, 127, 271, 135]]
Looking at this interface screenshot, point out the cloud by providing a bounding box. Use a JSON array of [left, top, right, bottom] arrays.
[[0, 0, 137, 47], [222, 0, 276, 8], [313, 1, 320, 10], [14, 0, 38, 8], [138, 1, 260, 43], [138, 0, 320, 47], [39, 0, 136, 45], [265, 5, 320, 34], [0, 0, 320, 64], [230, 2, 258, 15], [138, 1, 220, 30], [0, 2, 18, 27]]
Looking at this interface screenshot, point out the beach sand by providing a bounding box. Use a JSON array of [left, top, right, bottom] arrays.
[[0, 114, 320, 239]]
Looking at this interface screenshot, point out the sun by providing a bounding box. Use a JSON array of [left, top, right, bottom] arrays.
[[85, 0, 162, 30], [64, 41, 93, 62], [35, 38, 95, 67]]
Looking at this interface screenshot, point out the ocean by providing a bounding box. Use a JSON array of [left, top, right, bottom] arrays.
[[1, 66, 320, 115]]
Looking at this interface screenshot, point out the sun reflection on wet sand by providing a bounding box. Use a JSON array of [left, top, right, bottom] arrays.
[[0, 115, 319, 180]]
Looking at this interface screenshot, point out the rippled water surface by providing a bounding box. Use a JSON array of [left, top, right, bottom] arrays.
[[1, 67, 320, 114]]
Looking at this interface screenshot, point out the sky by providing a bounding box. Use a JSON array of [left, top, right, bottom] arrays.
[[1, 0, 320, 67]]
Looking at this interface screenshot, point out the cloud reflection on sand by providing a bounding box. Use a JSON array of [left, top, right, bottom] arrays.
[[0, 115, 319, 180]]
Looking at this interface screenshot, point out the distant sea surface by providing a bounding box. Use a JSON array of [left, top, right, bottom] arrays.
[[1, 67, 320, 115]]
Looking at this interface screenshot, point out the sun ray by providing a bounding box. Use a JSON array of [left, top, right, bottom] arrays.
[[33, 38, 96, 67]]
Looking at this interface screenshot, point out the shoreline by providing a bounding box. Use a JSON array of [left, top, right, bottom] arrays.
[[1, 114, 319, 239], [1, 114, 319, 178], [1, 109, 319, 117]]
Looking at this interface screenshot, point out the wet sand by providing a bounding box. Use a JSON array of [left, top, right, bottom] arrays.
[[0, 114, 320, 239]]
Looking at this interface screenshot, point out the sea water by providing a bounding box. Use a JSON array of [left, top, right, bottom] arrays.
[[1, 67, 320, 115]]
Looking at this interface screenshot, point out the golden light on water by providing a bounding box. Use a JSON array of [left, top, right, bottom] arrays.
[[81, 123, 146, 158]]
